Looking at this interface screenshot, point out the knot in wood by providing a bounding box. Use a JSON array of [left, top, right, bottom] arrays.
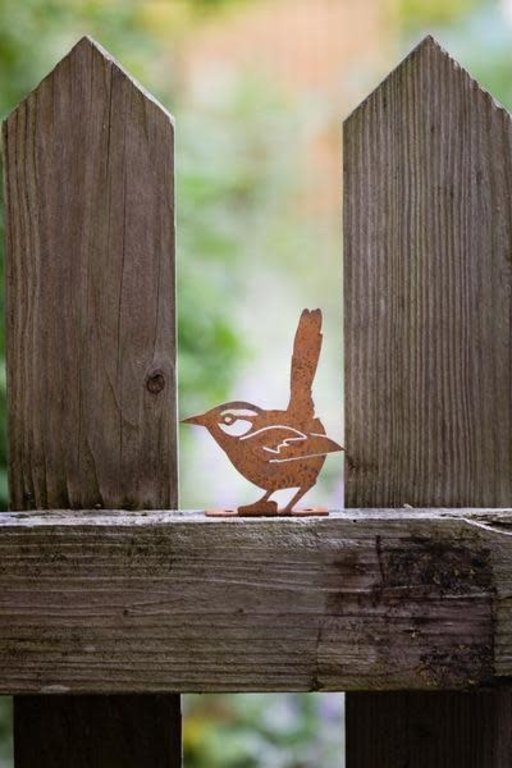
[[146, 370, 166, 395]]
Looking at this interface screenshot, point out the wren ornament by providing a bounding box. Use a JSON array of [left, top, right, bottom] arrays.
[[182, 309, 343, 516]]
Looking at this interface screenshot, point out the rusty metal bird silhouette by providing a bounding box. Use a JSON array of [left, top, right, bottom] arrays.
[[182, 309, 343, 516]]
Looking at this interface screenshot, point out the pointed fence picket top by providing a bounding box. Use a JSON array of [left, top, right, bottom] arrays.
[[2, 38, 180, 767], [344, 36, 512, 766], [345, 34, 512, 509], [3, 36, 177, 512]]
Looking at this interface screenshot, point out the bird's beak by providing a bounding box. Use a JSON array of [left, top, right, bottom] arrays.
[[181, 413, 206, 426]]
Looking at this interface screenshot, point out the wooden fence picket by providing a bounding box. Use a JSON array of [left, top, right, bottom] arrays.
[[2, 37, 181, 767], [344, 35, 512, 766]]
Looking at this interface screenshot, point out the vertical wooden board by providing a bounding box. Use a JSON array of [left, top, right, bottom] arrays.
[[3, 38, 180, 767], [344, 37, 512, 766], [14, 696, 182, 768], [344, 36, 512, 509], [3, 36, 176, 511], [346, 691, 512, 767]]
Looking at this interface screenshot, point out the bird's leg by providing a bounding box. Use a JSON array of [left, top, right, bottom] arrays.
[[237, 490, 278, 517], [279, 485, 313, 515]]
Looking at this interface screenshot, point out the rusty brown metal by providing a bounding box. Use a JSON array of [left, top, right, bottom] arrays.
[[203, 507, 330, 518], [182, 309, 343, 515]]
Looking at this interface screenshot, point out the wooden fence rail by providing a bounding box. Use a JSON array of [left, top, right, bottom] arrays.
[[0, 508, 512, 694], [1, 32, 511, 768]]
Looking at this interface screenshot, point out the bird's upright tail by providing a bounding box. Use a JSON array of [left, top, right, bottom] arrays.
[[287, 308, 322, 418]]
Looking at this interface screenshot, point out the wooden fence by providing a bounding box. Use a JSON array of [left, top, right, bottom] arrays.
[[1, 33, 511, 767]]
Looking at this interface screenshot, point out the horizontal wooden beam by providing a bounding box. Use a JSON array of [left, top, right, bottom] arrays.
[[1, 509, 511, 694]]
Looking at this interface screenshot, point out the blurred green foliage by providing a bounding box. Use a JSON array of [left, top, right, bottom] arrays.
[[184, 694, 342, 768], [176, 74, 297, 418], [398, 0, 485, 28]]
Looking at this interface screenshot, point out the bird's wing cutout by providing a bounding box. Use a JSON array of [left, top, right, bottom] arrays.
[[240, 425, 306, 454], [269, 433, 343, 463], [241, 425, 342, 462]]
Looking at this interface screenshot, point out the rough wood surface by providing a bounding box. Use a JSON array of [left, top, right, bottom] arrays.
[[0, 508, 510, 693], [2, 37, 180, 767], [3, 36, 176, 511], [344, 36, 512, 766], [344, 36, 512, 508]]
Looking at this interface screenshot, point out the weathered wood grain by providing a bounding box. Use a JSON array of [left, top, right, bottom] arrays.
[[344, 36, 512, 766], [344, 36, 512, 509], [0, 508, 510, 693], [3, 36, 176, 511], [2, 37, 180, 767]]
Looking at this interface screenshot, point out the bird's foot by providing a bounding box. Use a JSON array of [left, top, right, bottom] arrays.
[[237, 500, 279, 517]]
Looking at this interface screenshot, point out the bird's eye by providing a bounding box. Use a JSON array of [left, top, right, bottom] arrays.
[[219, 418, 252, 437]]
